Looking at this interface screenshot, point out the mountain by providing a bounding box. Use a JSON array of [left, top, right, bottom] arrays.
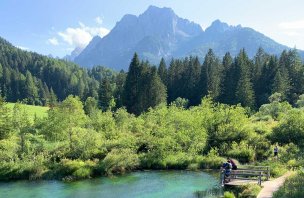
[[74, 5, 304, 70], [63, 47, 84, 61], [75, 5, 202, 70]]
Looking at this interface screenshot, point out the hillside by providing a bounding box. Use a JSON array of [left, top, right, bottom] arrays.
[[0, 37, 117, 105], [74, 6, 304, 70]]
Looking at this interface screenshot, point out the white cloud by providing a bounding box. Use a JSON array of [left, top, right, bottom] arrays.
[[58, 22, 110, 48], [17, 46, 29, 51], [48, 37, 59, 45], [279, 20, 304, 30], [95, 16, 103, 25]]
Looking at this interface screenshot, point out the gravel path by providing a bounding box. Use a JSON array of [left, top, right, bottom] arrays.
[[257, 172, 292, 198]]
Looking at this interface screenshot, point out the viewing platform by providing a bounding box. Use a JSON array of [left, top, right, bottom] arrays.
[[220, 165, 270, 187]]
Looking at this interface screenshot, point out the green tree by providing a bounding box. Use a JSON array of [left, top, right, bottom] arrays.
[[219, 52, 235, 104], [99, 77, 114, 111], [124, 53, 142, 115], [24, 71, 39, 105], [84, 97, 98, 116], [42, 95, 87, 145], [144, 66, 167, 110], [0, 96, 12, 139], [157, 58, 168, 86], [12, 103, 31, 153], [200, 49, 223, 100], [271, 109, 304, 146], [235, 49, 255, 109]]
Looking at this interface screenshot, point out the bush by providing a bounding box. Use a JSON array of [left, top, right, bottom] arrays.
[[224, 191, 236, 198], [239, 184, 261, 198], [99, 148, 139, 175], [164, 152, 192, 169], [197, 148, 225, 169], [259, 161, 288, 177], [273, 171, 304, 198], [227, 142, 255, 163], [54, 159, 97, 180], [278, 143, 300, 163], [271, 109, 304, 146]]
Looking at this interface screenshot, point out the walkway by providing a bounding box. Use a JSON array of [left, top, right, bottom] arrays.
[[257, 171, 292, 198]]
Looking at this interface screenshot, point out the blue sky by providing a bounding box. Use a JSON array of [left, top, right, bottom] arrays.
[[1, 0, 304, 57]]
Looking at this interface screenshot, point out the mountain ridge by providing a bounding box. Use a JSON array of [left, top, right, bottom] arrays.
[[74, 6, 303, 70]]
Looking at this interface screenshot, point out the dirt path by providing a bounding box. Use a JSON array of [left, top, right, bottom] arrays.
[[257, 171, 292, 198]]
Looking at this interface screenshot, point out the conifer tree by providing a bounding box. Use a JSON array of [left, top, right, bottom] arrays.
[[99, 77, 113, 111], [219, 52, 235, 104], [157, 58, 168, 86], [24, 70, 38, 105], [235, 49, 255, 108], [200, 49, 223, 100], [124, 53, 142, 115]]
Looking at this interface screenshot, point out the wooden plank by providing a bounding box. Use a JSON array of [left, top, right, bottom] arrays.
[[230, 173, 268, 177], [224, 179, 259, 186]]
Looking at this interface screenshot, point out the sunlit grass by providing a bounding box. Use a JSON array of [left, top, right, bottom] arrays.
[[6, 103, 49, 120]]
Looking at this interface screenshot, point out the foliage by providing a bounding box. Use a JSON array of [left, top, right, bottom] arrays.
[[271, 109, 304, 146], [227, 141, 255, 163], [238, 184, 262, 198], [198, 148, 225, 169], [0, 85, 304, 182], [224, 191, 236, 198], [99, 148, 139, 175], [273, 171, 304, 198]]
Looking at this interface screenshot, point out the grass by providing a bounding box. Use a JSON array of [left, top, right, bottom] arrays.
[[6, 103, 49, 120], [273, 170, 304, 198]]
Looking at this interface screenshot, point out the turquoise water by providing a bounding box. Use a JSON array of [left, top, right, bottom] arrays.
[[0, 171, 220, 198]]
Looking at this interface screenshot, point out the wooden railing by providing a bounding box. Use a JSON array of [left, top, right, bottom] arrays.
[[220, 165, 270, 186]]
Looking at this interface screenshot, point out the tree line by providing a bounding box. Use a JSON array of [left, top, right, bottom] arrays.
[[124, 48, 304, 115], [1, 36, 304, 115]]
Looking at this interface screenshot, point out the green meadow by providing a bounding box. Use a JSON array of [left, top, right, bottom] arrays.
[[6, 103, 49, 120]]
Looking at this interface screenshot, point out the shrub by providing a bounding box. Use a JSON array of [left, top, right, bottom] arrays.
[[224, 191, 236, 198], [259, 161, 288, 177], [197, 148, 225, 169], [239, 184, 261, 198], [164, 152, 192, 169], [99, 148, 139, 175], [273, 171, 304, 198], [54, 159, 97, 180], [227, 142, 255, 163], [271, 109, 304, 146]]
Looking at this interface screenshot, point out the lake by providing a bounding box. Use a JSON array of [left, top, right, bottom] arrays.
[[0, 170, 221, 198]]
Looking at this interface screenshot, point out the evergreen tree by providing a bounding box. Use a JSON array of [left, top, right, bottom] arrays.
[[114, 70, 126, 109], [167, 59, 186, 103], [219, 52, 235, 104], [258, 56, 278, 106], [284, 49, 303, 103], [157, 58, 168, 86], [272, 68, 290, 100], [200, 49, 223, 100], [24, 70, 39, 105], [0, 96, 12, 139], [99, 77, 114, 111], [184, 56, 201, 105], [124, 53, 142, 115], [141, 66, 167, 111], [253, 48, 270, 106], [235, 49, 255, 108], [49, 88, 57, 108]]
